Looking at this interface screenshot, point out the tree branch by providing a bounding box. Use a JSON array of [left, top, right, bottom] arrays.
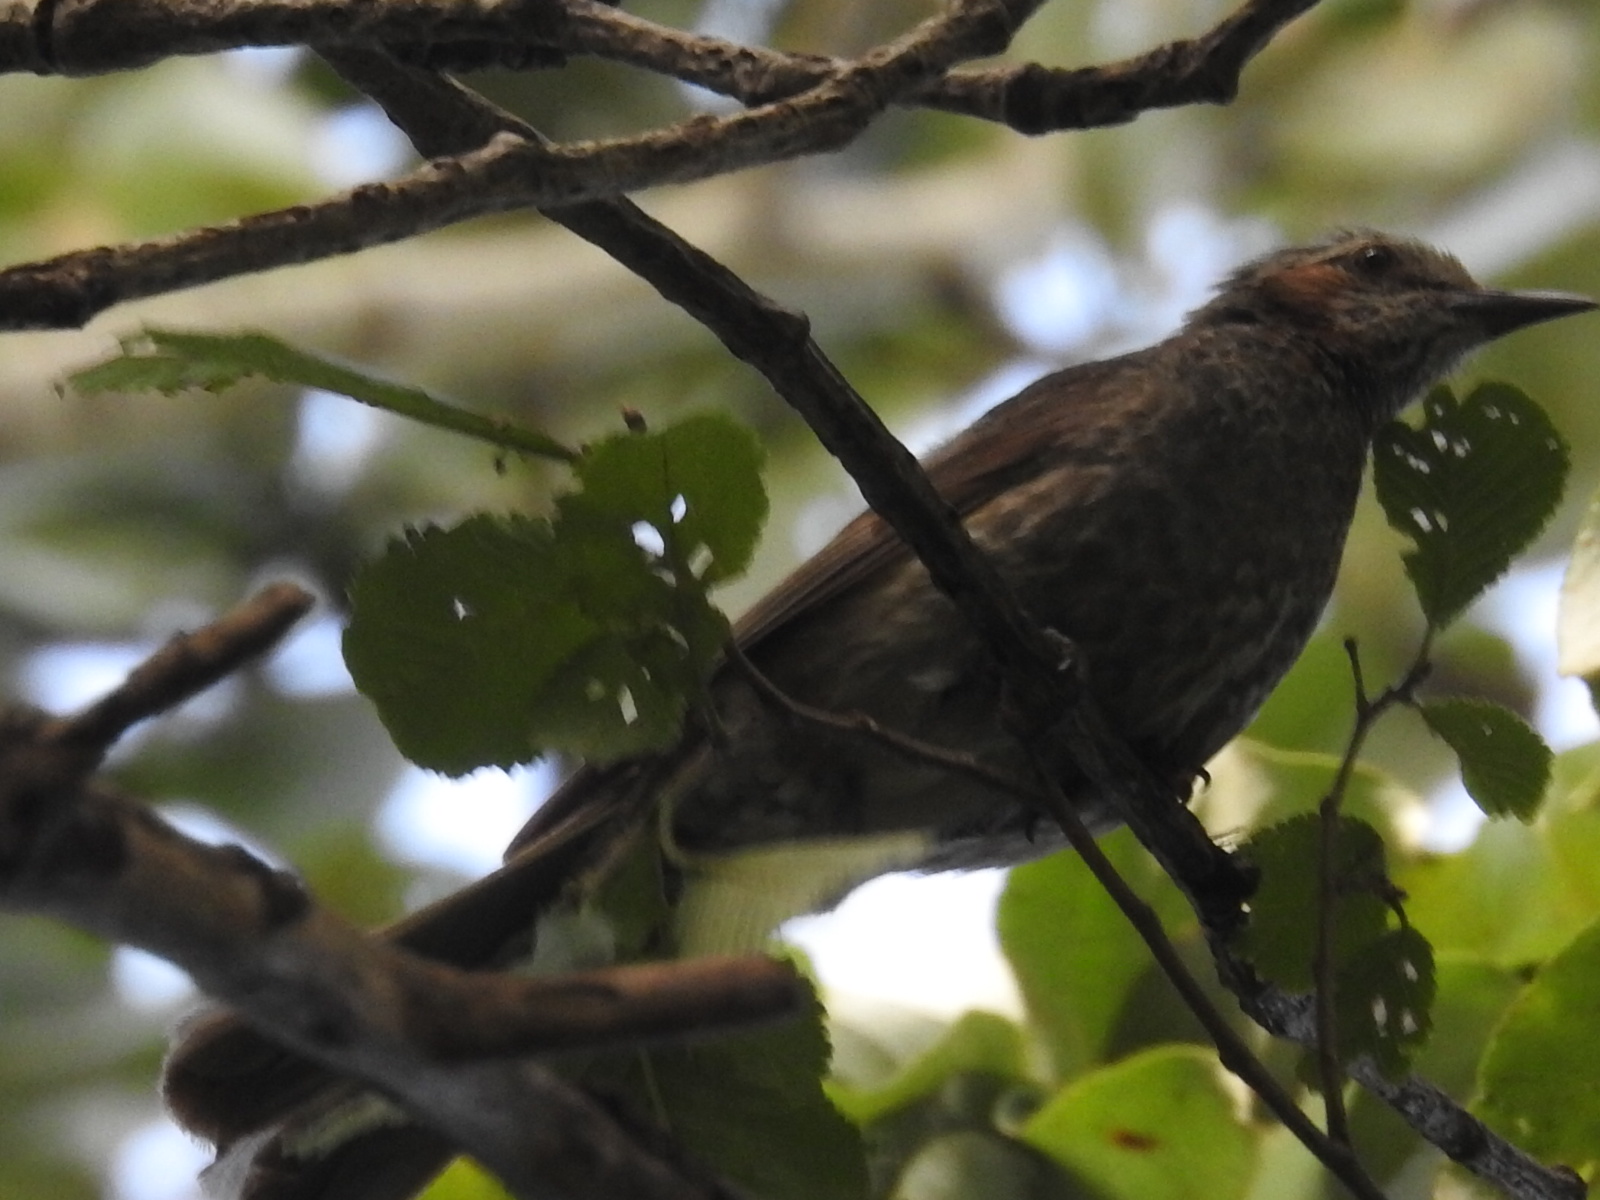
[[0, 586, 801, 1200]]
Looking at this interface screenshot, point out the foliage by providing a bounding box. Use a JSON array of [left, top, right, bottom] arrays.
[[0, 5, 1598, 1200]]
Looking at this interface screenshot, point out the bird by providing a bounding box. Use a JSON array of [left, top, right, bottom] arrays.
[[161, 230, 1595, 1199]]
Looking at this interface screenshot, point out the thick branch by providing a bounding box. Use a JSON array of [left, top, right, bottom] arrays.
[[4, 0, 1318, 141], [0, 587, 800, 1200], [321, 42, 1581, 1200], [0, 0, 1026, 330]]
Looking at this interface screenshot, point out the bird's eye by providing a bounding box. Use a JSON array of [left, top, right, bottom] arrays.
[[1351, 243, 1399, 276]]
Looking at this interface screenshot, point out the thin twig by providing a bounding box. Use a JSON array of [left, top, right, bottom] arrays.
[[723, 640, 1045, 805], [1020, 745, 1390, 1200], [311, 45, 1597, 1200], [48, 582, 314, 754], [1311, 635, 1434, 1143]]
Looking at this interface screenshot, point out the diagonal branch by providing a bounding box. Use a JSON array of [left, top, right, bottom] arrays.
[[0, 586, 800, 1200], [0, 0, 1026, 331], [316, 40, 1587, 1200], [6, 0, 1318, 140]]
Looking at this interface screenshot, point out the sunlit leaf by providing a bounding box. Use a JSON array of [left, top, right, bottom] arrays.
[[1373, 382, 1568, 628], [998, 832, 1192, 1081], [1477, 917, 1600, 1175], [1020, 1046, 1256, 1200]]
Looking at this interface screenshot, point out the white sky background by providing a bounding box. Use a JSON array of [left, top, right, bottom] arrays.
[[14, 47, 1600, 1200]]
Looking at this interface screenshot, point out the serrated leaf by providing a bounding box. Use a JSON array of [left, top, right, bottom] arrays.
[[1420, 698, 1552, 821], [1328, 925, 1435, 1079], [342, 416, 766, 774], [574, 414, 768, 585], [1373, 382, 1568, 628], [1241, 816, 1435, 1075], [1020, 1046, 1256, 1200], [1477, 917, 1600, 1174], [342, 516, 599, 773], [70, 328, 576, 461], [1236, 814, 1394, 992], [599, 978, 868, 1200]]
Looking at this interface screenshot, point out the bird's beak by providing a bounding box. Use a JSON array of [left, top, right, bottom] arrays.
[[1454, 288, 1598, 340]]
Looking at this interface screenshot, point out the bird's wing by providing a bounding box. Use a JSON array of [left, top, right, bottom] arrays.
[[159, 355, 1141, 1186], [733, 358, 1125, 650], [504, 355, 1135, 856]]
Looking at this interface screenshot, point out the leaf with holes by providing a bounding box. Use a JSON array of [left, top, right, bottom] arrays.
[[571, 413, 768, 586], [343, 415, 767, 773], [1235, 814, 1394, 992], [1421, 698, 1552, 821], [1326, 924, 1435, 1080], [343, 515, 599, 774], [1373, 383, 1568, 629]]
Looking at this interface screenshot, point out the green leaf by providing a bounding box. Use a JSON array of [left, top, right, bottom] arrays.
[[342, 416, 767, 774], [343, 516, 595, 773], [1239, 815, 1436, 1076], [1327, 924, 1435, 1080], [1235, 814, 1394, 992], [1341, 956, 1526, 1184], [1373, 382, 1568, 628], [998, 832, 1193, 1082], [828, 1011, 1029, 1125], [1477, 917, 1600, 1174], [70, 328, 577, 462], [573, 413, 768, 585], [606, 979, 869, 1200], [1020, 1046, 1256, 1200], [1420, 698, 1552, 821]]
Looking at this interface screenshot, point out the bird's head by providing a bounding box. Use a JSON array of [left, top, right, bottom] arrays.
[[1197, 230, 1595, 422]]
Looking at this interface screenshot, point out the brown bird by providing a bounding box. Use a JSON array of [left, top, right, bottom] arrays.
[[163, 231, 1595, 1199]]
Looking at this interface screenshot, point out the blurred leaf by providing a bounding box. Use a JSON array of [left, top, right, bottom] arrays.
[[613, 979, 870, 1200], [1373, 382, 1569, 629], [1558, 481, 1600, 683], [1204, 740, 1425, 848], [889, 1129, 1081, 1200], [998, 832, 1193, 1082], [1244, 633, 1357, 754], [1477, 916, 1600, 1175], [416, 1158, 513, 1200], [71, 328, 577, 462], [1399, 743, 1600, 967], [1420, 698, 1552, 821], [830, 1011, 1029, 1125], [1020, 1046, 1256, 1200]]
